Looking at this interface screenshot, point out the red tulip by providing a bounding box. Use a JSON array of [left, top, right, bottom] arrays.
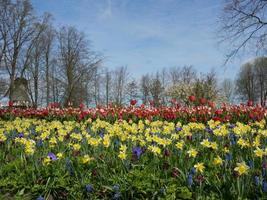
[[188, 95, 196, 102], [215, 109, 223, 115], [208, 101, 215, 108], [171, 98, 176, 104], [199, 98, 207, 105], [149, 100, 154, 107], [213, 116, 221, 122], [247, 100, 253, 106], [8, 101, 13, 107], [79, 103, 85, 109], [130, 99, 137, 106]]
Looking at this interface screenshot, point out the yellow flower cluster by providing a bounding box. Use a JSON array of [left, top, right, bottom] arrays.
[[118, 144, 127, 160], [0, 117, 266, 176]]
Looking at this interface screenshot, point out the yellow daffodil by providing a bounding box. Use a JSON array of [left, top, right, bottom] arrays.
[[254, 147, 264, 158], [210, 142, 218, 150], [148, 145, 161, 155], [72, 143, 81, 151], [43, 157, 51, 165], [200, 139, 210, 148], [118, 151, 127, 160], [82, 155, 94, 164], [187, 148, 198, 158], [213, 156, 223, 166], [194, 162, 205, 173], [175, 141, 184, 150], [234, 162, 249, 176], [57, 153, 63, 159], [118, 144, 127, 160]]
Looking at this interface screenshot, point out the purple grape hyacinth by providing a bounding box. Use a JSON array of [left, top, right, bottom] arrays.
[[132, 146, 143, 159], [48, 152, 57, 161]]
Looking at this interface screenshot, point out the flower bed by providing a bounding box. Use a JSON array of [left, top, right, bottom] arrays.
[[0, 103, 266, 123], [0, 116, 267, 199]]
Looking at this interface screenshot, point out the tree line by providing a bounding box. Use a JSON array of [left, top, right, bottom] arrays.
[[0, 0, 266, 108]]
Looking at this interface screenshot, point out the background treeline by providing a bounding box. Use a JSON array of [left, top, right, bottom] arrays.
[[0, 0, 266, 107]]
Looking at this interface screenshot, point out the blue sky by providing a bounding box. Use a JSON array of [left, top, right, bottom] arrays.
[[31, 0, 254, 80]]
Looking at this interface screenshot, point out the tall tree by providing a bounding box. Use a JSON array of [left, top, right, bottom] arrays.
[[43, 19, 55, 106], [126, 78, 139, 103], [236, 57, 267, 105], [254, 57, 267, 106], [104, 68, 112, 106], [220, 0, 267, 63], [140, 74, 150, 105], [24, 15, 52, 107], [149, 72, 164, 107], [221, 78, 235, 103], [113, 66, 128, 106], [57, 26, 101, 107], [236, 62, 258, 102], [0, 0, 36, 100]]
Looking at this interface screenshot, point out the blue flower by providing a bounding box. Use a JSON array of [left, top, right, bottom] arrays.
[[254, 176, 260, 186], [31, 126, 37, 135], [114, 139, 120, 147], [187, 174, 193, 187], [159, 187, 166, 194], [247, 160, 254, 169], [225, 154, 232, 161], [48, 152, 57, 161], [190, 167, 196, 175], [132, 146, 143, 159], [36, 196, 45, 200], [175, 127, 182, 132], [113, 184, 120, 192], [18, 133, 24, 138], [204, 128, 213, 134], [263, 169, 266, 177], [65, 158, 74, 176], [36, 140, 43, 147], [229, 124, 235, 129], [99, 129, 105, 138], [262, 181, 267, 192], [229, 133, 236, 145], [113, 192, 121, 199], [85, 184, 93, 193]]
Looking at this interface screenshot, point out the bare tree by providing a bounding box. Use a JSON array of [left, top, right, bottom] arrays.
[[0, 0, 37, 100], [236, 57, 267, 105], [113, 66, 128, 106], [92, 67, 101, 106], [192, 70, 218, 101], [236, 62, 258, 102], [149, 72, 164, 107], [50, 59, 62, 103], [43, 19, 55, 106], [221, 78, 235, 103], [140, 74, 150, 105], [160, 68, 169, 105], [220, 0, 267, 63], [57, 26, 101, 107], [126, 78, 139, 103], [23, 16, 53, 108], [254, 57, 267, 106], [180, 65, 197, 84], [104, 68, 112, 106], [169, 66, 181, 86]]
